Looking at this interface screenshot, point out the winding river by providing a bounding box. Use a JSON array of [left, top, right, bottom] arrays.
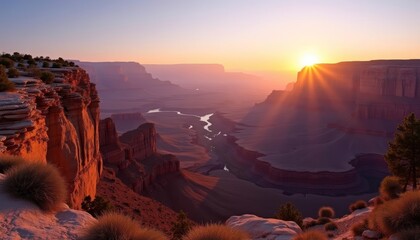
[[147, 108, 214, 132]]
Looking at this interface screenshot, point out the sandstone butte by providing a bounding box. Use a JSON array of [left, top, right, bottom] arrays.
[[0, 67, 102, 209]]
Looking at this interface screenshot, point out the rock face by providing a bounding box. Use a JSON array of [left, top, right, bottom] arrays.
[[0, 68, 102, 208], [226, 214, 302, 240], [0, 174, 96, 239], [295, 60, 420, 120], [99, 118, 179, 194]]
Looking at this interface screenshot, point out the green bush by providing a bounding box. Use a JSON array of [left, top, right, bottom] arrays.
[[380, 176, 402, 200], [318, 206, 335, 218], [52, 62, 62, 68], [81, 195, 114, 218], [4, 162, 67, 211], [292, 230, 328, 240], [349, 200, 368, 213], [351, 219, 368, 236], [0, 66, 15, 91], [0, 57, 14, 68], [7, 68, 19, 78], [40, 71, 55, 84], [0, 155, 25, 173], [275, 202, 303, 227], [172, 210, 192, 240], [80, 212, 168, 240], [182, 224, 249, 240], [42, 62, 50, 68], [324, 222, 338, 231]]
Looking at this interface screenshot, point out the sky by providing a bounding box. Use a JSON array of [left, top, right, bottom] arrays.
[[1, 0, 420, 72]]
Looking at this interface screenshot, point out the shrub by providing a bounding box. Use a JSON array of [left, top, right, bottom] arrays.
[[318, 206, 335, 218], [52, 62, 62, 68], [40, 71, 55, 84], [3, 163, 67, 211], [0, 155, 25, 173], [80, 212, 168, 240], [17, 63, 24, 68], [42, 61, 50, 68], [0, 66, 15, 91], [0, 57, 14, 68], [81, 195, 114, 218], [324, 222, 338, 231], [349, 200, 368, 213], [303, 219, 317, 229], [275, 202, 303, 227], [351, 219, 369, 236], [379, 176, 402, 200], [27, 59, 36, 66], [182, 224, 249, 240], [7, 68, 19, 78], [23, 54, 33, 60], [374, 191, 420, 236], [292, 230, 328, 240], [172, 210, 192, 240], [316, 217, 331, 225]]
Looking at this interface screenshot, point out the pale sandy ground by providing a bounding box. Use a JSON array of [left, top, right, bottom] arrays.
[[146, 170, 376, 223]]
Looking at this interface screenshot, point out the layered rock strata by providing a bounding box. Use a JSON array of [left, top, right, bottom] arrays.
[[0, 68, 102, 208], [99, 118, 179, 194]]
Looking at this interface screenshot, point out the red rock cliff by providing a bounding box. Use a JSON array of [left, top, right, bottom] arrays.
[[0, 68, 102, 208]]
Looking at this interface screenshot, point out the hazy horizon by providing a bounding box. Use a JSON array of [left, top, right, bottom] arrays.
[[1, 0, 420, 72]]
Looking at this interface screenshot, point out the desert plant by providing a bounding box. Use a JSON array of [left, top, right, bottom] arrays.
[[182, 224, 249, 240], [349, 200, 368, 213], [23, 54, 33, 60], [292, 230, 328, 240], [385, 113, 420, 190], [52, 62, 62, 68], [324, 222, 338, 231], [275, 202, 303, 227], [0, 57, 14, 68], [380, 176, 402, 200], [27, 59, 36, 66], [7, 68, 19, 78], [80, 212, 168, 240], [40, 71, 55, 84], [81, 195, 114, 218], [351, 218, 369, 236], [42, 61, 50, 68], [302, 219, 317, 229], [0, 66, 15, 91], [374, 191, 420, 236], [316, 217, 331, 225], [172, 210, 192, 240], [3, 162, 67, 211], [0, 155, 25, 173], [318, 206, 335, 218]]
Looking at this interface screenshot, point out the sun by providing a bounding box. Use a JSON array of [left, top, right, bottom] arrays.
[[300, 53, 319, 68]]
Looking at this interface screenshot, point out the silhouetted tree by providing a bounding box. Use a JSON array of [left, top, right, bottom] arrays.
[[385, 113, 420, 191]]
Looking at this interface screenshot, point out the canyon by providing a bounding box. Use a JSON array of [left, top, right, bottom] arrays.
[[0, 68, 102, 208]]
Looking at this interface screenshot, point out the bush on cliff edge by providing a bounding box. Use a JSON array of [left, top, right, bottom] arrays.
[[0, 66, 15, 91], [275, 202, 303, 227], [0, 155, 25, 174]]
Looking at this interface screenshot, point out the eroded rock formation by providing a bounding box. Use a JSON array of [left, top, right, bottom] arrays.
[[99, 118, 179, 194], [0, 68, 102, 208]]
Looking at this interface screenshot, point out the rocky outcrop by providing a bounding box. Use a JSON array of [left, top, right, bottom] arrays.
[[0, 68, 102, 208], [99, 118, 179, 194], [120, 123, 157, 161], [294, 60, 420, 120], [0, 174, 96, 240], [226, 214, 302, 240]]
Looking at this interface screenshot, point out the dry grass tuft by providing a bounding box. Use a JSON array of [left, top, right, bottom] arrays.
[[292, 230, 328, 240], [379, 176, 402, 201], [81, 212, 168, 240], [0, 155, 25, 174], [349, 200, 368, 213], [318, 206, 335, 218], [182, 224, 249, 240], [351, 218, 368, 236], [4, 162, 66, 211]]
